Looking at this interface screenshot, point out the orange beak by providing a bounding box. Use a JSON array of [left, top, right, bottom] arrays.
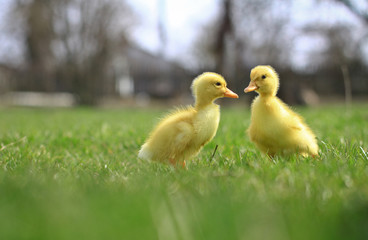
[[224, 88, 239, 98], [244, 81, 258, 93]]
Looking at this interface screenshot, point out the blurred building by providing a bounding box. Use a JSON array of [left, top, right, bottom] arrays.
[[125, 46, 191, 98], [0, 45, 192, 106]]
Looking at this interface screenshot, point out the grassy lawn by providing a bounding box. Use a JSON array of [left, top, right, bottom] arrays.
[[0, 104, 367, 240]]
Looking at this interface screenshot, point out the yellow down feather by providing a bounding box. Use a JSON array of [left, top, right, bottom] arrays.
[[139, 72, 238, 166], [244, 65, 319, 157]]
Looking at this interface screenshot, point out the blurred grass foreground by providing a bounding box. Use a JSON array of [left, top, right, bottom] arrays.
[[0, 104, 367, 240], [0, 1, 368, 238]]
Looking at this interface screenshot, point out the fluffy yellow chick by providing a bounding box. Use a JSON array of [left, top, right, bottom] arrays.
[[244, 65, 318, 157], [139, 72, 238, 166]]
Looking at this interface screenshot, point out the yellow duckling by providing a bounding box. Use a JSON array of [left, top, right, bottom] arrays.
[[139, 72, 238, 166], [244, 65, 318, 157]]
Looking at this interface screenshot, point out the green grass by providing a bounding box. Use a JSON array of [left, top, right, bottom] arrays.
[[0, 104, 368, 240]]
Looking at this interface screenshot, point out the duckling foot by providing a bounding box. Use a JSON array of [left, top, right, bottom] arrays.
[[169, 158, 176, 165], [168, 158, 187, 169], [311, 153, 319, 159]]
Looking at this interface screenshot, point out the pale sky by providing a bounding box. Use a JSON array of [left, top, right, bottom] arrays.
[[126, 0, 219, 59], [126, 0, 366, 69]]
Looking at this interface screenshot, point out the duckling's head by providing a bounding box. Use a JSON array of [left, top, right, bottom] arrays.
[[191, 72, 238, 107], [244, 65, 279, 96]]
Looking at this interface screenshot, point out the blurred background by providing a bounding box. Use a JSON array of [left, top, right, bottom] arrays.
[[0, 0, 367, 107]]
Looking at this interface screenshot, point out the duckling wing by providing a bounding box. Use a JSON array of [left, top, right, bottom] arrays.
[[172, 121, 195, 150], [145, 110, 196, 162], [281, 105, 318, 152], [157, 119, 195, 161], [276, 100, 304, 131], [287, 115, 304, 131], [160, 109, 196, 151]]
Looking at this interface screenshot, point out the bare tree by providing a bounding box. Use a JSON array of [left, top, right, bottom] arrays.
[[6, 0, 134, 105], [11, 0, 56, 91], [336, 0, 368, 24], [52, 0, 133, 105], [192, 0, 291, 90], [213, 0, 233, 74]]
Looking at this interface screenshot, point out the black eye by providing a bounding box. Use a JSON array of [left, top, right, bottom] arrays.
[[261, 75, 266, 79], [215, 82, 221, 86]]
